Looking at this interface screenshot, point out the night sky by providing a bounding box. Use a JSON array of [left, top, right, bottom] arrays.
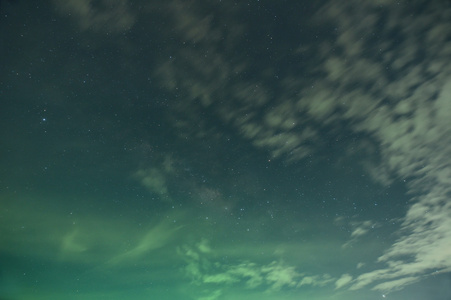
[[1, 1, 451, 299]]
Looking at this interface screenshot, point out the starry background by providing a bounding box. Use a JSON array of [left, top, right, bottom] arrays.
[[1, 0, 451, 299]]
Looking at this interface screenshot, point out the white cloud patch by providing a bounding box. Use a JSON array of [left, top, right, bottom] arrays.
[[335, 273, 353, 289], [298, 274, 334, 288], [262, 261, 299, 290]]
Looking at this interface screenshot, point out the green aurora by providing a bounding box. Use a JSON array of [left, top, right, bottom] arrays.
[[1, 1, 451, 299]]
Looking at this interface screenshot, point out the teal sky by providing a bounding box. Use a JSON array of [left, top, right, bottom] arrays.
[[1, 1, 451, 299]]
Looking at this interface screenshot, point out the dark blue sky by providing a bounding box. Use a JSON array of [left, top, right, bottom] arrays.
[[1, 1, 451, 299]]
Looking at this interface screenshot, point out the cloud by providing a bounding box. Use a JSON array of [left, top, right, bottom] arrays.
[[262, 261, 300, 290], [372, 276, 420, 293], [197, 289, 223, 300], [348, 187, 451, 292], [197, 238, 212, 254], [134, 167, 170, 200], [145, 0, 450, 294], [178, 240, 335, 294], [341, 220, 381, 249], [60, 228, 89, 254], [306, 1, 451, 293], [350, 221, 375, 238], [133, 156, 176, 201], [298, 274, 334, 288], [52, 0, 135, 33], [335, 274, 353, 289]]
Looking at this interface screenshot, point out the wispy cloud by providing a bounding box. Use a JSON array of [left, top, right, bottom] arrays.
[[340, 220, 380, 249], [154, 0, 451, 294], [134, 167, 171, 200], [178, 239, 334, 298], [46, 0, 451, 295], [52, 0, 135, 33], [308, 1, 451, 293], [133, 155, 176, 201], [335, 274, 353, 289]]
